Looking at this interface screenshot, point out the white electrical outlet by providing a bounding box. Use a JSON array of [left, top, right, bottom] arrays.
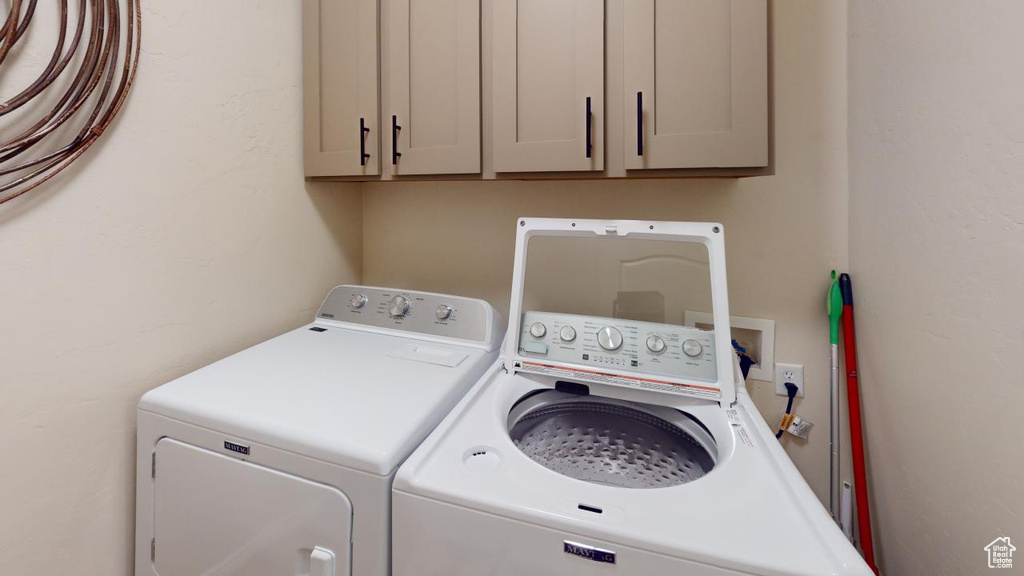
[[774, 363, 804, 397]]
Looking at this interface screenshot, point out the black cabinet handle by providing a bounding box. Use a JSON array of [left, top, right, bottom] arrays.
[[636, 92, 644, 156], [359, 118, 370, 166], [392, 115, 402, 165], [585, 97, 592, 159]]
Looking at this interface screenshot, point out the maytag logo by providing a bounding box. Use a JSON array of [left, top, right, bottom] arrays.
[[224, 441, 250, 456], [563, 541, 616, 564]]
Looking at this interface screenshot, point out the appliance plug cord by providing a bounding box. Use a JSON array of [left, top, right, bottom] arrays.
[[776, 382, 799, 439]]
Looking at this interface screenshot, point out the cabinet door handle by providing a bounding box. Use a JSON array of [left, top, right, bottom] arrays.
[[360, 118, 370, 166], [392, 115, 402, 165], [636, 92, 644, 156], [585, 97, 592, 159]]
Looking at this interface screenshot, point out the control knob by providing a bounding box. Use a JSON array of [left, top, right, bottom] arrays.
[[682, 339, 704, 358], [436, 304, 453, 320], [646, 334, 666, 354], [389, 295, 412, 318], [597, 326, 623, 351], [350, 294, 368, 309], [559, 325, 576, 342], [529, 322, 547, 338]]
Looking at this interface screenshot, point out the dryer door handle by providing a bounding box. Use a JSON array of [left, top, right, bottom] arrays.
[[308, 546, 336, 576]]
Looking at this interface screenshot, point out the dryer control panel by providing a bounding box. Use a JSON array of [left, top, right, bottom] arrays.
[[516, 311, 717, 383], [316, 286, 498, 346]]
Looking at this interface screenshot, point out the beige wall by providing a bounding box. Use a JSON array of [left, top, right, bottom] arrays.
[[849, 2, 1024, 574], [0, 2, 361, 574], [5, 2, 1018, 575], [363, 0, 849, 503]]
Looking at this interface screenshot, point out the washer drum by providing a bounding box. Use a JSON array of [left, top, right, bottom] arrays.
[[507, 392, 718, 489]]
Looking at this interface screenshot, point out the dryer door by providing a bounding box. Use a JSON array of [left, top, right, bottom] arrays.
[[152, 438, 352, 576]]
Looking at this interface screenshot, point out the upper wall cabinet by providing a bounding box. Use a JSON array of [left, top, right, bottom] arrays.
[[303, 0, 380, 177], [491, 0, 604, 173], [387, 0, 481, 175], [302, 0, 770, 179], [624, 0, 768, 170]]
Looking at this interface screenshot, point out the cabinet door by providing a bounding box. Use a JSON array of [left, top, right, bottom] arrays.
[[492, 0, 604, 173], [624, 0, 768, 169], [387, 0, 480, 175], [304, 0, 380, 177]]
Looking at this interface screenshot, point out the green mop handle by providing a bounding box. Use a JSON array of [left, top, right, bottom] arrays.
[[829, 270, 843, 346]]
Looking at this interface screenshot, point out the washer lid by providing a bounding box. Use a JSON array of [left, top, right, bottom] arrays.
[[505, 219, 736, 405]]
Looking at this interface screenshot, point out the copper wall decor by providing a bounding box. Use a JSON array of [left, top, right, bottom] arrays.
[[0, 0, 140, 205]]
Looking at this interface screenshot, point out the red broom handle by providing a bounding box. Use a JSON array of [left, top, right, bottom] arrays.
[[840, 274, 878, 574]]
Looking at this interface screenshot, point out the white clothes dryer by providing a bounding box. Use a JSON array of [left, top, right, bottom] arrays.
[[393, 219, 872, 576], [134, 285, 503, 576]]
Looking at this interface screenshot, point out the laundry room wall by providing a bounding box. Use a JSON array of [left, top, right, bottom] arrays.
[[0, 2, 361, 575], [362, 0, 850, 504], [848, 1, 1024, 574]]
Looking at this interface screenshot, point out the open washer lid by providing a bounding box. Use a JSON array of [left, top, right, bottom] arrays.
[[505, 218, 736, 405]]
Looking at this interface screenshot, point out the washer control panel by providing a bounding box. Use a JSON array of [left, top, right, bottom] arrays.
[[517, 311, 717, 383], [317, 286, 492, 344]]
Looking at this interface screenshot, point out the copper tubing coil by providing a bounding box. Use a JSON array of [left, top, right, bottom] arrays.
[[0, 0, 140, 205]]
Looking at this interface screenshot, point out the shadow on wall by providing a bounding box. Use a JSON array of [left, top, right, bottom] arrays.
[[305, 180, 363, 282], [360, 178, 747, 313]]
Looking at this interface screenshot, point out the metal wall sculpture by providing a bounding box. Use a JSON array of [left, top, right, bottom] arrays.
[[0, 0, 141, 205]]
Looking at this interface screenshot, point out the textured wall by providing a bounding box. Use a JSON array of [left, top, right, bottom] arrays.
[[363, 0, 850, 504], [0, 2, 361, 574], [848, 2, 1024, 574]]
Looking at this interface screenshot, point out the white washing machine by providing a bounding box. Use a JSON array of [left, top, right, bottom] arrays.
[[393, 219, 873, 575], [134, 285, 503, 576]]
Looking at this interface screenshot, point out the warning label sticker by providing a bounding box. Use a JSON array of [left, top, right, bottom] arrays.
[[737, 426, 754, 448], [725, 408, 753, 447]]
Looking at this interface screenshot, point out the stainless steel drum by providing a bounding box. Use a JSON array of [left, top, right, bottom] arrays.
[[507, 392, 717, 489]]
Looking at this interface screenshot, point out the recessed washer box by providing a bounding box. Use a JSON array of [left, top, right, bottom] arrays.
[[684, 312, 775, 382]]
